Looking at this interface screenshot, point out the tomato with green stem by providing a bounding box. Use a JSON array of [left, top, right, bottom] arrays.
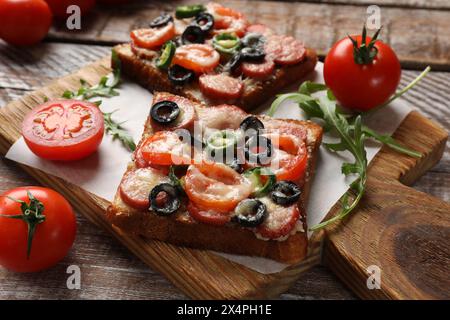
[[324, 26, 401, 111], [0, 187, 76, 273]]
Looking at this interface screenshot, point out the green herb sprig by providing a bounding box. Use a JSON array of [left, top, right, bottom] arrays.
[[103, 111, 136, 152], [268, 68, 429, 230], [62, 50, 136, 151]]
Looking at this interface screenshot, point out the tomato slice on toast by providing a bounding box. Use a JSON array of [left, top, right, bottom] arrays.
[[172, 44, 220, 74], [140, 131, 193, 166], [131, 23, 176, 49], [184, 162, 252, 212], [265, 131, 307, 181], [206, 2, 248, 37]]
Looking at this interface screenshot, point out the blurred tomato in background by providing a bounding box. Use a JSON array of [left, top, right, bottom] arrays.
[[0, 0, 52, 46], [0, 0, 133, 47], [45, 0, 96, 18]]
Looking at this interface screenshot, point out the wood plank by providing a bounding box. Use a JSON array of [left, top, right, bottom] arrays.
[[0, 56, 448, 299], [323, 112, 449, 299], [46, 0, 450, 70], [0, 42, 109, 94]]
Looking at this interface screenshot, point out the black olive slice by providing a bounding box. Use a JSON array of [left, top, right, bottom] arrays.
[[150, 100, 180, 124], [224, 52, 242, 73], [240, 116, 264, 139], [168, 64, 195, 86], [232, 199, 267, 228], [271, 181, 301, 206], [182, 25, 205, 44], [191, 12, 214, 32], [150, 13, 173, 28], [244, 135, 273, 165], [241, 46, 265, 61], [150, 183, 180, 216], [242, 33, 265, 49]]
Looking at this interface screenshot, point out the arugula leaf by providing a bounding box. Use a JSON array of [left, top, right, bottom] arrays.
[[267, 67, 428, 230], [61, 49, 135, 152], [103, 111, 136, 152], [267, 92, 313, 117], [360, 125, 422, 158]]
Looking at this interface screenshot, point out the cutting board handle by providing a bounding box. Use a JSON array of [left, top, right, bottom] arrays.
[[321, 111, 449, 299]]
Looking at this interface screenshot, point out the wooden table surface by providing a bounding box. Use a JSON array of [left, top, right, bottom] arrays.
[[0, 0, 448, 300]]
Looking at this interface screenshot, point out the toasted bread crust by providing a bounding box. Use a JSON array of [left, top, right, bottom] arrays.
[[106, 103, 323, 263], [113, 43, 318, 112]]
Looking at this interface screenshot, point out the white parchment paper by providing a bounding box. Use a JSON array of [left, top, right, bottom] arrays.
[[5, 63, 411, 274]]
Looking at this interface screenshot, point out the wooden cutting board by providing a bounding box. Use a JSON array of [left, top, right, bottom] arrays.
[[0, 57, 448, 300]]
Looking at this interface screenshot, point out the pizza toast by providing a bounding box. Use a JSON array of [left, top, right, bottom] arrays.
[[112, 2, 318, 112], [106, 92, 323, 263]]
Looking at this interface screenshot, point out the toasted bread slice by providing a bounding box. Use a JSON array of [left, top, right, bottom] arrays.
[[106, 93, 323, 264], [113, 43, 317, 112]]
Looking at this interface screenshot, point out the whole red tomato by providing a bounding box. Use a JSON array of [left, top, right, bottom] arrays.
[[45, 0, 96, 19], [0, 187, 77, 273], [324, 28, 401, 111], [0, 0, 52, 46]]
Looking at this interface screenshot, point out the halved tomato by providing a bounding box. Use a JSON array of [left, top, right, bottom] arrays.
[[184, 162, 252, 212], [130, 23, 175, 49], [187, 201, 231, 226], [140, 131, 193, 166], [172, 44, 220, 74], [22, 99, 104, 161]]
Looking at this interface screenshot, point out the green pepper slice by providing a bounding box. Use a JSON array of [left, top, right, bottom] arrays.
[[244, 167, 276, 197], [206, 130, 238, 158], [169, 165, 186, 196], [175, 4, 205, 19], [212, 33, 241, 55], [156, 40, 176, 69]]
